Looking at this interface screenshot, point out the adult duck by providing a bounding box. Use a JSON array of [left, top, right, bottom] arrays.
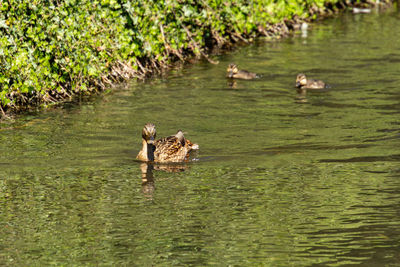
[[137, 123, 199, 163]]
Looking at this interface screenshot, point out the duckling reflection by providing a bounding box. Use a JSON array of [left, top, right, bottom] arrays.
[[226, 63, 258, 80], [295, 73, 326, 89], [227, 80, 237, 88], [295, 88, 309, 103]]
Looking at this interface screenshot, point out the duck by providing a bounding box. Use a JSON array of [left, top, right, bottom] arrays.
[[137, 123, 199, 163], [295, 73, 326, 89], [226, 63, 258, 80]]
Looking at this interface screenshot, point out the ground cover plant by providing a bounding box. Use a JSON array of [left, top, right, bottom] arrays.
[[0, 0, 386, 115]]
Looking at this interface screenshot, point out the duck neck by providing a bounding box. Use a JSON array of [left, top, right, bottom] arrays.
[[141, 139, 155, 161], [139, 139, 154, 161], [147, 143, 155, 162]]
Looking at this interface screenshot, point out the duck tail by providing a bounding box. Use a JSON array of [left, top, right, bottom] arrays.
[[175, 130, 186, 145]]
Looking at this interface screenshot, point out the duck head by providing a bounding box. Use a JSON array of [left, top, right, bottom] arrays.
[[296, 73, 307, 88], [142, 123, 156, 145], [227, 63, 239, 78]]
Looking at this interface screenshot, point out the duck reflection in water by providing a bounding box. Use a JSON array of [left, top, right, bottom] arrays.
[[140, 162, 190, 199], [140, 163, 155, 198], [295, 88, 309, 104], [227, 80, 237, 88]]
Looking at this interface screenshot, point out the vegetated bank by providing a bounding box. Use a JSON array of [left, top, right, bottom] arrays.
[[0, 0, 392, 117]]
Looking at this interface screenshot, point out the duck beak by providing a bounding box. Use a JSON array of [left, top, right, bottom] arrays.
[[227, 71, 233, 78], [147, 136, 155, 145], [295, 82, 301, 87]]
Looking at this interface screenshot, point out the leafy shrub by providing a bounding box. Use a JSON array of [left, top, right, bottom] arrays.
[[0, 0, 365, 113]]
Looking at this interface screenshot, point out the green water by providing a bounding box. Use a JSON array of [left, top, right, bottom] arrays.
[[1, 10, 400, 266]]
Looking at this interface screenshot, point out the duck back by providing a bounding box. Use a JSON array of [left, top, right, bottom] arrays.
[[233, 70, 258, 80], [306, 79, 326, 89], [154, 134, 197, 162]]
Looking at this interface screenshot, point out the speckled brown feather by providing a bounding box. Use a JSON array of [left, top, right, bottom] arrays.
[[153, 133, 196, 162]]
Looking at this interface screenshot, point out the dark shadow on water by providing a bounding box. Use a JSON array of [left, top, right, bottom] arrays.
[[363, 133, 400, 143], [319, 154, 400, 163], [303, 68, 347, 74], [286, 112, 322, 117], [265, 143, 373, 153], [311, 101, 364, 109]]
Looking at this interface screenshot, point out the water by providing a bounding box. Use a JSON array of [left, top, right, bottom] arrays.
[[1, 9, 400, 266]]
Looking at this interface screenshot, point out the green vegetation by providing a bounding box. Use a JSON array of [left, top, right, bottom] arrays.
[[0, 0, 383, 115]]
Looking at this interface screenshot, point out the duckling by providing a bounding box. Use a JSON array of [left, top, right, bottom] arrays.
[[226, 63, 258, 80], [137, 123, 199, 163], [295, 73, 326, 89]]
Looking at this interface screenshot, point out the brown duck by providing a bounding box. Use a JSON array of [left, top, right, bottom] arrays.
[[226, 63, 258, 80], [137, 123, 199, 163], [296, 73, 326, 89]]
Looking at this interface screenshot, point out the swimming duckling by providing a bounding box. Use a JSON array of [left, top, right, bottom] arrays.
[[226, 63, 258, 80], [295, 73, 326, 89], [137, 123, 199, 163]]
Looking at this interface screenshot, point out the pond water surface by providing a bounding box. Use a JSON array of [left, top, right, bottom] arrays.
[[1, 9, 400, 266]]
